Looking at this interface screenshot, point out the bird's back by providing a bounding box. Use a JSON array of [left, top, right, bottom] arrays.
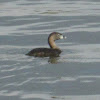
[[26, 48, 61, 57]]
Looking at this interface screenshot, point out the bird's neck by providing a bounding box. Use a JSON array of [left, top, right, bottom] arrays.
[[48, 36, 59, 49]]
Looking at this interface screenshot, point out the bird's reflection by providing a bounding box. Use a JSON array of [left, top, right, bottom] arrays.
[[48, 56, 60, 64]]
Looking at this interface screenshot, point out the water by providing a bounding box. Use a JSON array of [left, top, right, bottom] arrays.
[[0, 0, 100, 100]]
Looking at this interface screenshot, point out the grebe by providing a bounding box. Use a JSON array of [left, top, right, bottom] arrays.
[[26, 32, 66, 57]]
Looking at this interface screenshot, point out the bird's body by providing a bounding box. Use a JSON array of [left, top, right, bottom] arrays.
[[26, 32, 66, 57], [26, 48, 61, 57]]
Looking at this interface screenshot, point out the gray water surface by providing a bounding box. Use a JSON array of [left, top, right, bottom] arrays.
[[0, 0, 100, 100]]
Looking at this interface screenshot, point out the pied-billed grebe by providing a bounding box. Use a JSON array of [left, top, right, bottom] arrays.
[[26, 32, 66, 57]]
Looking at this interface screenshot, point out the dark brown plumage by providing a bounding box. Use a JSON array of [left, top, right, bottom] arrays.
[[26, 32, 66, 57], [26, 48, 61, 57]]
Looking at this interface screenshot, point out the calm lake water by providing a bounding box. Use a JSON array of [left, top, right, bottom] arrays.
[[0, 0, 100, 100]]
